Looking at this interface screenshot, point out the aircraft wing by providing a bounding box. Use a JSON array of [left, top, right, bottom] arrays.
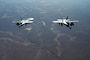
[[26, 18, 34, 21], [52, 20, 62, 24], [26, 21, 33, 24], [21, 21, 33, 25], [68, 20, 79, 23]]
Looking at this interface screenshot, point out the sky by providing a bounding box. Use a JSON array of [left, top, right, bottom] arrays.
[[0, 0, 90, 60]]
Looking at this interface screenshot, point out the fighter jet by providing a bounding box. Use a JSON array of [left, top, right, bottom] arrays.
[[12, 18, 34, 28], [52, 16, 79, 29]]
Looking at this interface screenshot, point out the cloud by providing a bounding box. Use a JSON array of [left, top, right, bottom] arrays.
[[25, 27, 32, 31], [56, 47, 63, 57], [70, 36, 76, 41], [34, 48, 42, 60], [67, 35, 77, 41], [50, 27, 64, 46], [40, 11, 46, 14], [0, 31, 34, 46], [42, 21, 46, 27], [0, 14, 11, 18], [50, 25, 64, 57], [0, 31, 24, 41], [0, 38, 32, 47]]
